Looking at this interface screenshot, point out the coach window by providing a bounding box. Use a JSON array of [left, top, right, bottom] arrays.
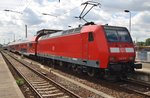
[[88, 32, 94, 42], [29, 43, 32, 48]]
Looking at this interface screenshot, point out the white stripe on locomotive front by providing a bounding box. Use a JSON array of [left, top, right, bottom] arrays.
[[125, 48, 134, 53], [110, 48, 120, 53]]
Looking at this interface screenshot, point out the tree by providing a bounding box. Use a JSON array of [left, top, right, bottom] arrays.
[[145, 38, 150, 46], [136, 42, 145, 46]]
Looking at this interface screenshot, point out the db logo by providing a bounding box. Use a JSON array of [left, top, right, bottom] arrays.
[[120, 48, 125, 52]]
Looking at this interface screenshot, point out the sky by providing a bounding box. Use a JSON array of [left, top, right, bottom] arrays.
[[0, 0, 149, 44]]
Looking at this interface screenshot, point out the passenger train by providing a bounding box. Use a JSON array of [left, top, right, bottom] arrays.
[[5, 24, 142, 79]]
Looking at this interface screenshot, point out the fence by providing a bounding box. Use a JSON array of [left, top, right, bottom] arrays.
[[136, 51, 150, 62]]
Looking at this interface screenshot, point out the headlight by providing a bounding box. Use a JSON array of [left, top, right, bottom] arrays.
[[129, 57, 134, 60], [109, 57, 116, 62]]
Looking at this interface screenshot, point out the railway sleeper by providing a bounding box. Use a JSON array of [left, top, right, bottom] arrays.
[[42, 93, 65, 97], [34, 85, 53, 88], [37, 87, 56, 91], [31, 81, 48, 84], [144, 91, 150, 95], [32, 83, 50, 86], [57, 96, 70, 98], [39, 90, 60, 94]]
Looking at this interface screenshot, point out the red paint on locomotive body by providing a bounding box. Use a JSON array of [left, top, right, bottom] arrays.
[[37, 25, 135, 69], [37, 31, 83, 58], [80, 25, 110, 68]]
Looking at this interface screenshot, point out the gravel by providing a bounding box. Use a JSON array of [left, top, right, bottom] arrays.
[[11, 52, 145, 98]]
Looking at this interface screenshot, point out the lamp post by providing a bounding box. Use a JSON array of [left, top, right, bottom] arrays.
[[25, 25, 27, 38], [4, 9, 23, 14], [13, 34, 15, 42], [42, 13, 57, 18], [3, 39, 5, 45], [124, 10, 131, 33]]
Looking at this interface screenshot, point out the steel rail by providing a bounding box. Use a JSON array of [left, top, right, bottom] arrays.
[[121, 79, 150, 97], [2, 51, 81, 98]]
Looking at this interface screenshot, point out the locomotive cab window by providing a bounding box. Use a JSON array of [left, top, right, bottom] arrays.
[[88, 32, 94, 42], [104, 26, 132, 42]]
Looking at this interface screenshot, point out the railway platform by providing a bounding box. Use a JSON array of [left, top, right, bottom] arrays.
[[0, 53, 24, 98], [132, 62, 150, 82], [136, 62, 150, 74]]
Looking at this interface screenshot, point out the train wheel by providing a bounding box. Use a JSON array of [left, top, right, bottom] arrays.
[[87, 68, 95, 77], [72, 64, 77, 72], [67, 64, 72, 69], [77, 66, 82, 74], [47, 61, 51, 66], [59, 62, 63, 67], [104, 72, 117, 81], [49, 59, 54, 68], [120, 74, 127, 80]]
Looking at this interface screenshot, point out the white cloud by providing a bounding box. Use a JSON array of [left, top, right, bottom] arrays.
[[0, 0, 149, 44], [133, 11, 150, 24], [23, 8, 44, 25]]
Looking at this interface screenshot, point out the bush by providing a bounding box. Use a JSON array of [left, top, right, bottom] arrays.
[[16, 78, 25, 86]]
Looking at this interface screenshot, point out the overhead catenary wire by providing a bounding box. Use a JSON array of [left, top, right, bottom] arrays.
[[22, 0, 32, 12], [15, 0, 21, 11], [2, 1, 100, 27], [2, 0, 101, 26], [41, 4, 81, 19], [76, 1, 101, 22]]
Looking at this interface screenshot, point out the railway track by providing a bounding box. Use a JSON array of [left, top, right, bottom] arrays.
[[120, 79, 150, 98], [2, 52, 81, 98], [3, 51, 150, 98]]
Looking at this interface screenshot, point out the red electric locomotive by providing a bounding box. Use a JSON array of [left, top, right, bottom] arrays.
[[36, 24, 142, 78], [6, 24, 142, 79]]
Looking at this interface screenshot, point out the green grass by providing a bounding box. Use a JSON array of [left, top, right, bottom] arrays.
[[16, 78, 25, 86]]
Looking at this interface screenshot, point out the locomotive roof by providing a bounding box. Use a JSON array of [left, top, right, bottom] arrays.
[[38, 25, 129, 41], [37, 29, 62, 34], [39, 27, 82, 40]]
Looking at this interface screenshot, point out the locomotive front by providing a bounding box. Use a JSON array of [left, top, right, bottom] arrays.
[[103, 26, 142, 76]]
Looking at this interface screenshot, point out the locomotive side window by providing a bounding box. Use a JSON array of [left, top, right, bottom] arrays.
[[67, 29, 74, 34], [74, 27, 82, 33], [88, 32, 94, 42], [62, 31, 67, 35]]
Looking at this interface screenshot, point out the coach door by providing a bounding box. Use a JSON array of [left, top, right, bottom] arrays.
[[82, 32, 94, 60], [82, 32, 89, 60]]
